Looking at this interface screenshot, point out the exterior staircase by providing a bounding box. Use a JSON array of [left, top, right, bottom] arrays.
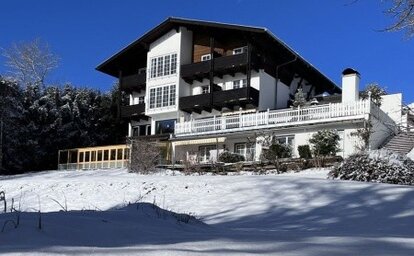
[[383, 132, 414, 155]]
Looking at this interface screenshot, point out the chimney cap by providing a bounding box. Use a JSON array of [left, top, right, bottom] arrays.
[[342, 68, 360, 76]]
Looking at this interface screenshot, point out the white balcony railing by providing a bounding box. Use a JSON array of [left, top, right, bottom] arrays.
[[175, 100, 373, 136]]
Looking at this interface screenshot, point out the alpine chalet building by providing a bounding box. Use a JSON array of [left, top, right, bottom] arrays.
[[96, 17, 407, 164]]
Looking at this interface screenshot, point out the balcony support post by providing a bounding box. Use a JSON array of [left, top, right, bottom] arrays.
[[246, 42, 252, 101], [213, 115, 216, 130], [209, 36, 215, 106], [266, 108, 270, 125], [239, 107, 243, 128]]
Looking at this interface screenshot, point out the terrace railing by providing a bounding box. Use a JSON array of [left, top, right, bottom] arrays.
[[175, 100, 372, 136]]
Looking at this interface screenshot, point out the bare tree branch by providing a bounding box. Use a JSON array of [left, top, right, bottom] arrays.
[[381, 0, 414, 37], [1, 38, 59, 85]]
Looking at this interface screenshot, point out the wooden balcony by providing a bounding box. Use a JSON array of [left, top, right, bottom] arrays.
[[181, 52, 261, 83], [179, 93, 212, 113], [213, 87, 259, 108], [120, 72, 146, 92], [179, 87, 259, 114], [120, 104, 148, 121], [175, 100, 375, 136]]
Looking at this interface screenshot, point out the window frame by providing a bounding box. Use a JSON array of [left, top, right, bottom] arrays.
[[148, 84, 176, 110], [233, 79, 247, 89], [201, 85, 209, 94], [233, 46, 247, 55], [201, 53, 211, 62], [198, 145, 217, 160], [234, 143, 256, 161], [149, 53, 177, 79]]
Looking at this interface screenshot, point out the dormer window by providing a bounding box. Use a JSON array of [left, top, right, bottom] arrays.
[[233, 46, 247, 55], [201, 54, 211, 62]]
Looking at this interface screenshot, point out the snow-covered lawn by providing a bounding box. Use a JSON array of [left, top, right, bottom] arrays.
[[1, 168, 414, 255]]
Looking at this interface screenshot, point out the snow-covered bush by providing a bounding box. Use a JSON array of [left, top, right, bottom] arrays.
[[329, 149, 414, 185], [298, 145, 312, 159], [129, 139, 161, 174], [218, 152, 245, 163], [261, 142, 291, 173], [309, 130, 340, 167]]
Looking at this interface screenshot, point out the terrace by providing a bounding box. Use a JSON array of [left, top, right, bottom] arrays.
[[175, 99, 392, 137]]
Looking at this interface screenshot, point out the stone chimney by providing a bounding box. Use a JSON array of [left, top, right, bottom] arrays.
[[341, 68, 360, 103]]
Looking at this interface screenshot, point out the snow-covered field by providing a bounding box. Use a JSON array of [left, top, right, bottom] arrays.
[[1, 169, 414, 255]]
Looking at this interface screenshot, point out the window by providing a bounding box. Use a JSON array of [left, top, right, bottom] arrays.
[[199, 145, 217, 161], [162, 86, 169, 107], [276, 136, 294, 147], [149, 53, 177, 79], [138, 125, 146, 136], [201, 54, 211, 61], [156, 87, 162, 108], [157, 57, 164, 77], [169, 85, 176, 106], [234, 143, 255, 161], [85, 151, 90, 162], [117, 149, 123, 160], [233, 79, 247, 89], [148, 84, 176, 109], [170, 54, 177, 74], [124, 148, 130, 160], [155, 119, 175, 134], [110, 149, 116, 161], [150, 59, 157, 78], [201, 86, 209, 94], [138, 96, 145, 104], [164, 55, 170, 76], [132, 126, 139, 137], [149, 89, 156, 108], [233, 46, 247, 55]]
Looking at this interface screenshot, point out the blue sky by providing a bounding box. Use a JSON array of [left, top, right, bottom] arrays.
[[1, 0, 413, 103]]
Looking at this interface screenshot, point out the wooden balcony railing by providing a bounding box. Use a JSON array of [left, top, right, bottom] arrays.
[[120, 72, 146, 91], [181, 52, 260, 81], [121, 104, 146, 119], [179, 87, 259, 113]]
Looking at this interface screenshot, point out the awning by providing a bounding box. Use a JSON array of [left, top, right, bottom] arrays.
[[172, 137, 226, 146]]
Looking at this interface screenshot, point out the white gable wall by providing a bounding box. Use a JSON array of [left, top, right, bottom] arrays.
[[258, 71, 276, 111], [380, 93, 403, 126]]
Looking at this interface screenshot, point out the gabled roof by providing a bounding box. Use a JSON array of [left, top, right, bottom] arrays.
[[96, 17, 341, 94]]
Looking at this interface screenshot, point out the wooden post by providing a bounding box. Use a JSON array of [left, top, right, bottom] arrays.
[[213, 115, 216, 130], [239, 107, 243, 128], [266, 108, 270, 125], [0, 115, 3, 173], [209, 36, 215, 106], [246, 42, 252, 101]]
